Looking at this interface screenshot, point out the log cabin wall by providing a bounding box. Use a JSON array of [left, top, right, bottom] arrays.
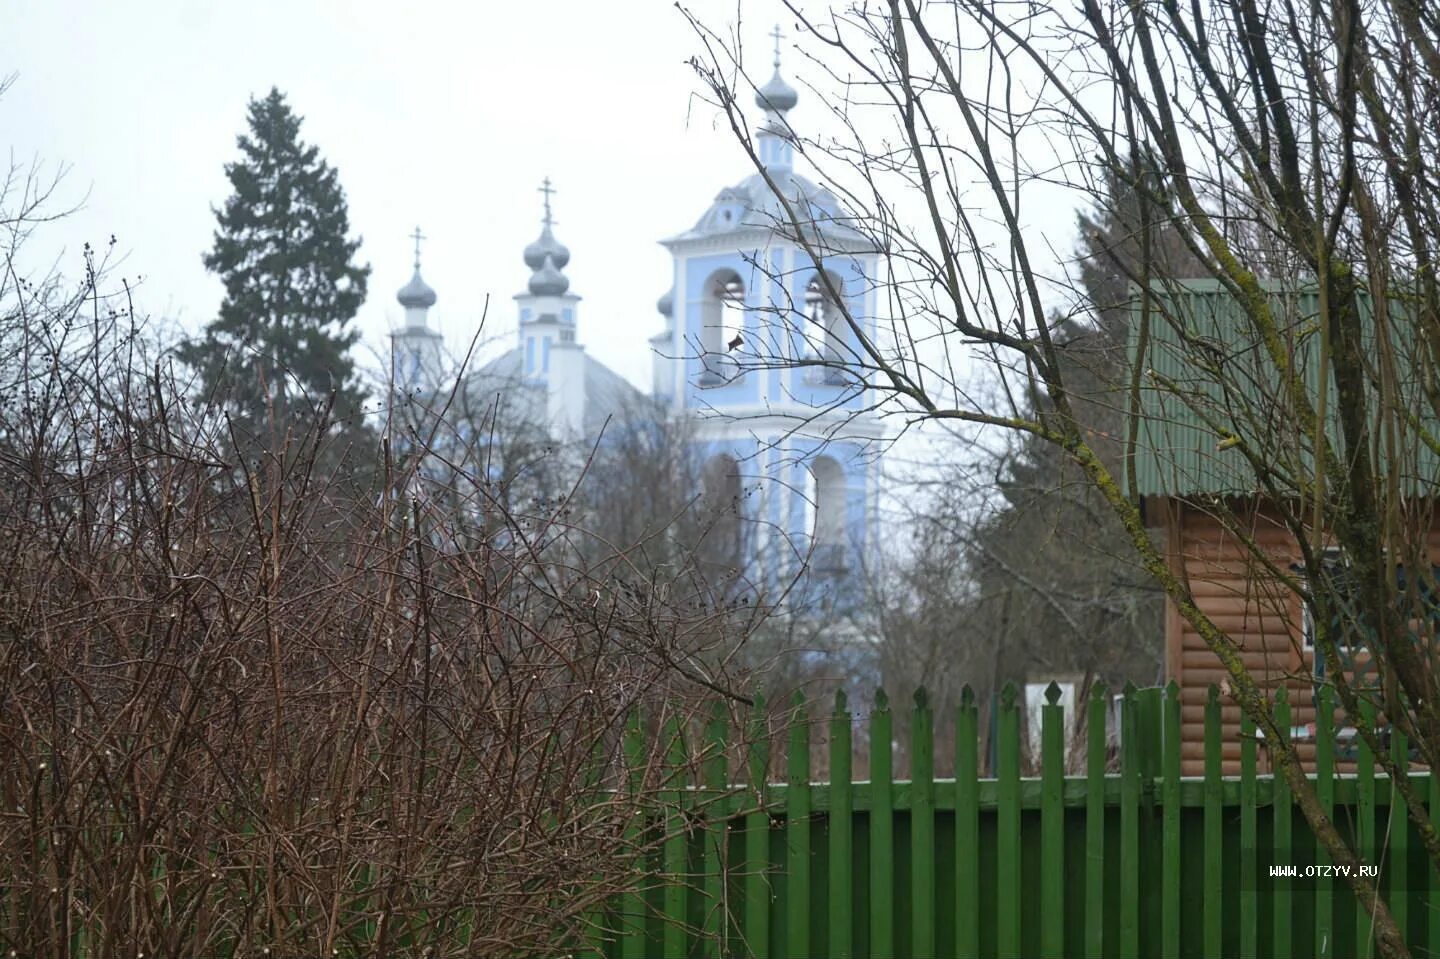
[[1162, 498, 1440, 775], [1162, 498, 1308, 776]]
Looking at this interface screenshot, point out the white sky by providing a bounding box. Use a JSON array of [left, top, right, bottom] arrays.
[[0, 0, 770, 390]]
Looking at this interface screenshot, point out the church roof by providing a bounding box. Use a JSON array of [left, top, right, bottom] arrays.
[[467, 347, 645, 437], [664, 169, 869, 247]]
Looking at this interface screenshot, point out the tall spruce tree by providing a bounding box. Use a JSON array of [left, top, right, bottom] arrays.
[[181, 88, 370, 440]]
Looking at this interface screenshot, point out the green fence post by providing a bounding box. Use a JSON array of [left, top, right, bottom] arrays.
[[622, 709, 648, 959], [703, 702, 729, 959], [829, 691, 853, 959], [1162, 681, 1181, 959], [1041, 681, 1065, 959], [1120, 682, 1140, 959], [1273, 686, 1293, 959], [1085, 681, 1108, 959], [1429, 741, 1438, 957], [1356, 699, 1376, 958], [1390, 720, 1408, 950], [745, 695, 770, 959], [997, 682, 1022, 959], [1240, 709, 1257, 959], [871, 689, 895, 959], [662, 713, 688, 959], [579, 733, 610, 959], [1315, 683, 1335, 959], [913, 688, 936, 959], [1204, 684, 1223, 958], [956, 686, 980, 959], [786, 692, 811, 959]]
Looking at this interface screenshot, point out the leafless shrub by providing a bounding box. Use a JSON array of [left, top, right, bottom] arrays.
[[0, 224, 767, 956]]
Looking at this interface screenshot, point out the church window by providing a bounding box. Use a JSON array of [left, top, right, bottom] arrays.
[[542, 336, 551, 373], [525, 337, 535, 374]]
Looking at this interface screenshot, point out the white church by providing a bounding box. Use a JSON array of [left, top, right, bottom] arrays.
[[389, 44, 884, 609]]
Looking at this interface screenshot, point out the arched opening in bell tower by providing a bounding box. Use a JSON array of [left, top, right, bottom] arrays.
[[699, 270, 747, 382], [804, 272, 849, 384]]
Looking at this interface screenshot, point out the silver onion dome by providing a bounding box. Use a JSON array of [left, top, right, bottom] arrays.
[[396, 268, 437, 309], [656, 286, 674, 317], [756, 69, 798, 114], [523, 223, 571, 271], [528, 254, 570, 296]]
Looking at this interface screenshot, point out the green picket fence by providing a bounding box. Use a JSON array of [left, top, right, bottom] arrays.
[[591, 681, 1440, 959]]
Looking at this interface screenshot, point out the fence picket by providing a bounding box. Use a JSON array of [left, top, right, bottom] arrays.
[[1429, 735, 1439, 957], [997, 682, 1022, 959], [1040, 681, 1064, 958], [829, 690, 853, 959], [1120, 682, 1140, 959], [912, 688, 936, 958], [1356, 699, 1376, 958], [1390, 721, 1409, 949], [1273, 686, 1293, 959], [1161, 681, 1181, 959], [1239, 710, 1257, 959], [1204, 684, 1223, 958], [870, 689, 894, 959], [1315, 684, 1335, 959], [745, 695, 770, 959], [786, 692, 811, 959], [1085, 681, 1108, 959], [956, 686, 980, 959], [662, 713, 688, 959], [703, 702, 729, 959], [622, 709, 648, 959]]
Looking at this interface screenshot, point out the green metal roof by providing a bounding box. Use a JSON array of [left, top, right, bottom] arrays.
[[1125, 279, 1440, 498]]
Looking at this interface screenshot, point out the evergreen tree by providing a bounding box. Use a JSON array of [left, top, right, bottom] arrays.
[[180, 87, 370, 439], [949, 170, 1202, 688]]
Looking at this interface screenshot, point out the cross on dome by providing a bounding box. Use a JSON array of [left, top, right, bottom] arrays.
[[523, 176, 571, 293], [539, 177, 557, 227], [756, 25, 799, 115], [396, 223, 437, 311]]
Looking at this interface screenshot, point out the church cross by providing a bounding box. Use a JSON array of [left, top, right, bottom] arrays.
[[770, 25, 783, 68], [539, 177, 557, 227], [410, 225, 426, 270]]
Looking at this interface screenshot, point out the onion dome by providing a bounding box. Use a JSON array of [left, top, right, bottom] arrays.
[[397, 268, 437, 309], [528, 254, 569, 296], [756, 25, 798, 114], [523, 223, 571, 271], [756, 69, 798, 114], [656, 286, 674, 317]]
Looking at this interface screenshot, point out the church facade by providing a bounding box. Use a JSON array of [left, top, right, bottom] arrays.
[[390, 45, 883, 610]]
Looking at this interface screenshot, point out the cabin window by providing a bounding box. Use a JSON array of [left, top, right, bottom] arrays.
[[1307, 544, 1440, 656]]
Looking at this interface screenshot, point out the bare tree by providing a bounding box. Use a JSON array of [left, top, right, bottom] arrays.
[[683, 1, 1440, 952]]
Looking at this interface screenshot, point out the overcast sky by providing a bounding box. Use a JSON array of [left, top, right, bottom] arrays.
[[0, 0, 774, 390]]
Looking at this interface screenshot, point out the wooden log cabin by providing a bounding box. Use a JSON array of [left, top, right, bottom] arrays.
[[1127, 280, 1440, 775]]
